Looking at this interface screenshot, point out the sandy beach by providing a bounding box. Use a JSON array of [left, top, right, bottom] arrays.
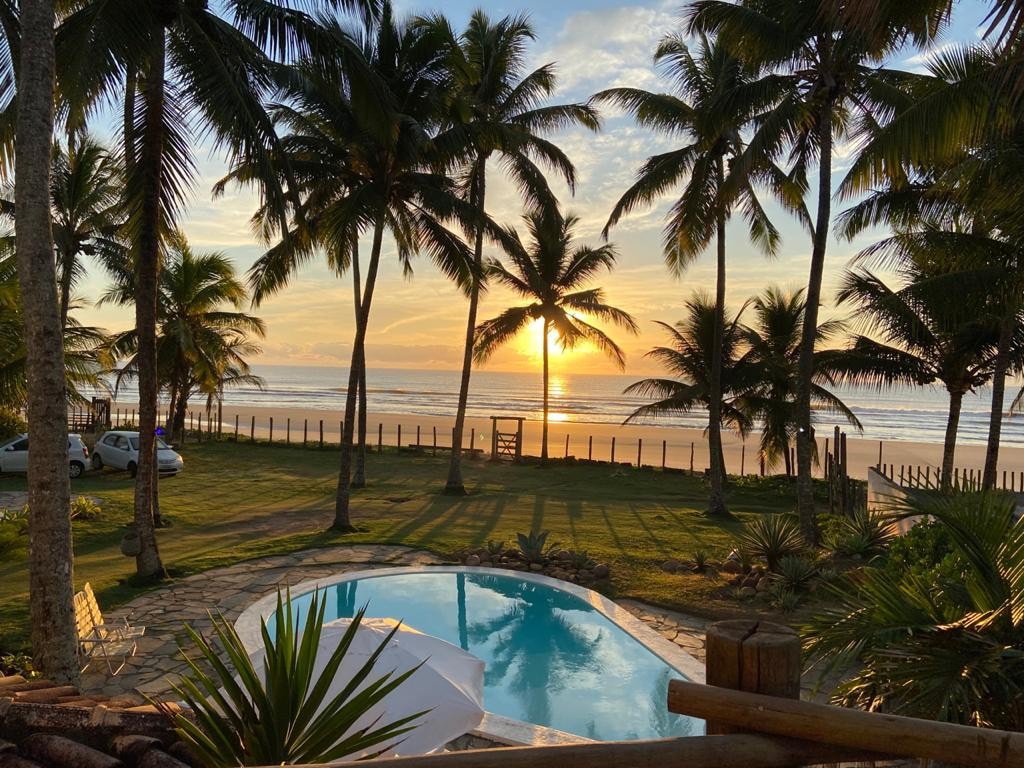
[[107, 401, 1024, 481]]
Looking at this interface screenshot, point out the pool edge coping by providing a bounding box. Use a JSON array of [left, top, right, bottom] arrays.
[[233, 564, 706, 746]]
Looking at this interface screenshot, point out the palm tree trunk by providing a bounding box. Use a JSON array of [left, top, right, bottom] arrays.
[[16, 0, 79, 686], [58, 249, 72, 330], [131, 30, 166, 580], [795, 103, 834, 545], [447, 161, 486, 494], [706, 158, 728, 517], [941, 389, 964, 491], [173, 390, 188, 443], [350, 239, 367, 489], [541, 317, 550, 463], [983, 312, 1016, 489], [783, 438, 792, 476], [335, 218, 385, 530]]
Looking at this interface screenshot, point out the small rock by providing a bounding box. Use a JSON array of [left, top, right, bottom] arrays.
[[592, 563, 610, 579], [661, 559, 683, 573], [738, 586, 757, 598], [465, 554, 481, 566], [529, 563, 544, 572], [721, 560, 742, 574]]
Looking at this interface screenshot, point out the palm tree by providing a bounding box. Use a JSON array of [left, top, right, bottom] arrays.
[[100, 232, 265, 444], [231, 3, 475, 531], [594, 32, 794, 516], [474, 206, 637, 462], [426, 10, 600, 495], [740, 286, 859, 476], [822, 266, 1006, 488], [689, 0, 949, 540], [15, 0, 78, 684], [0, 257, 109, 409], [624, 293, 753, 480], [803, 490, 1024, 730], [54, 0, 369, 578], [840, 43, 1024, 492]]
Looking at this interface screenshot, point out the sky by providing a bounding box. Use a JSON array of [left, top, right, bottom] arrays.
[[75, 0, 994, 377]]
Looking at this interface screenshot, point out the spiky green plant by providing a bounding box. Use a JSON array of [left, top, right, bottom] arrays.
[[516, 529, 558, 564], [803, 491, 1024, 729], [165, 590, 425, 766], [771, 555, 819, 593], [735, 514, 806, 572]]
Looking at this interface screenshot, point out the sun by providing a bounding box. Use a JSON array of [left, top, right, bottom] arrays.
[[522, 317, 564, 360]]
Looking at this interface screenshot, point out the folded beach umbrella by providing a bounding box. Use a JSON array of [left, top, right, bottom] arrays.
[[248, 616, 485, 760]]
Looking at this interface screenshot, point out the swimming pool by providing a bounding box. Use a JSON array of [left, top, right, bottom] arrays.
[[236, 567, 704, 742]]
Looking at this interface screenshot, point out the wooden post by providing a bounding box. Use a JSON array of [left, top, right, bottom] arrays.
[[661, 440, 667, 470], [417, 425, 421, 447], [690, 442, 694, 473], [564, 433, 569, 459], [433, 426, 438, 456], [233, 414, 239, 441], [378, 423, 383, 454], [611, 436, 616, 463], [303, 419, 308, 447], [197, 413, 203, 442], [877, 440, 883, 469], [899, 465, 904, 485], [703, 619, 801, 735], [319, 420, 324, 448], [588, 435, 593, 461], [286, 418, 291, 445], [760, 454, 765, 477], [740, 444, 745, 476], [398, 424, 402, 450], [269, 417, 274, 444], [250, 415, 255, 442], [1003, 469, 1007, 490], [637, 438, 642, 468], [470, 428, 475, 452]]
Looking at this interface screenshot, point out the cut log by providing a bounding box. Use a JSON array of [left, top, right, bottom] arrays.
[[667, 680, 1024, 768], [20, 734, 122, 768]]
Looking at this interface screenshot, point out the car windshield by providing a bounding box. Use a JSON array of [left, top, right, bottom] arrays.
[[127, 437, 171, 450]]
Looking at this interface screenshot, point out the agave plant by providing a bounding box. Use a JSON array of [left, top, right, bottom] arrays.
[[771, 555, 820, 593], [735, 514, 806, 572], [164, 591, 424, 766], [516, 529, 559, 564], [824, 508, 897, 559], [803, 491, 1024, 729]]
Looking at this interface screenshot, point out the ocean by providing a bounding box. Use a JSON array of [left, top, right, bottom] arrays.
[[107, 364, 1023, 447]]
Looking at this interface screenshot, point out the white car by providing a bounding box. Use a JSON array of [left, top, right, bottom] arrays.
[[0, 433, 91, 478], [92, 430, 184, 477]]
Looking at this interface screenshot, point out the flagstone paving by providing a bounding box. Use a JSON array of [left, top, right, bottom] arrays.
[[79, 545, 708, 702]]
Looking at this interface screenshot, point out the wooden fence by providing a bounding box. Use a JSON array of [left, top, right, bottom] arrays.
[[875, 461, 1024, 493], [254, 618, 1023, 768]]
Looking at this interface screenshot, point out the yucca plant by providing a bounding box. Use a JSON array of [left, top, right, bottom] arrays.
[[516, 529, 558, 564], [803, 491, 1024, 729], [164, 590, 425, 766], [735, 514, 806, 572], [824, 508, 898, 559], [771, 555, 819, 593]]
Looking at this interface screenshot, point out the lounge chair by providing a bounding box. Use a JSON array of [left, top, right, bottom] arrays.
[[74, 582, 146, 675]]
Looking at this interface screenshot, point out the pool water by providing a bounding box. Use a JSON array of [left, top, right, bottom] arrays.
[[276, 571, 702, 741]]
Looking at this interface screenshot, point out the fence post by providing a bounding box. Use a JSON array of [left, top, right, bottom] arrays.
[[378, 423, 383, 454], [417, 425, 421, 446], [611, 436, 616, 463], [269, 417, 274, 444], [197, 413, 203, 442], [303, 419, 308, 447], [234, 414, 239, 441], [877, 440, 883, 469], [286, 418, 291, 445], [588, 435, 593, 461], [662, 440, 667, 470], [398, 424, 402, 450], [471, 428, 475, 452], [637, 438, 642, 468], [565, 433, 570, 459], [741, 444, 746, 477], [250, 416, 255, 442], [432, 426, 437, 456], [690, 442, 694, 473], [704, 620, 801, 735], [319, 420, 324, 448]]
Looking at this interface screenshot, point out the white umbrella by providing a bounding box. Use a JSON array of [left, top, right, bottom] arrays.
[[249, 617, 485, 761]]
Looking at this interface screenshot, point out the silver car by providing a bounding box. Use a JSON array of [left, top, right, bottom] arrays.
[[0, 433, 91, 478], [92, 430, 184, 477]]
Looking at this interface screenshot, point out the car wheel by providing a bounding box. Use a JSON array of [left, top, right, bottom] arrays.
[[69, 461, 84, 479], [127, 461, 137, 478], [91, 454, 104, 470]]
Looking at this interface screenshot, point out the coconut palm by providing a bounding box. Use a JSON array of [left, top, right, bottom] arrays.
[[688, 0, 949, 539], [426, 10, 600, 495], [14, 0, 78, 684], [594, 32, 797, 516], [624, 294, 753, 479], [822, 266, 1007, 488], [475, 207, 638, 462], [55, 0, 373, 578], [0, 136, 126, 329], [229, 3, 475, 531], [803, 490, 1024, 730], [739, 287, 859, 476], [840, 43, 1024, 491], [100, 232, 265, 444]]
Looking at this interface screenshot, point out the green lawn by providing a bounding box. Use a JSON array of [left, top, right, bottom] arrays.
[[0, 441, 807, 651]]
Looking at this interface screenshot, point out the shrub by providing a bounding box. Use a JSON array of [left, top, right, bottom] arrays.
[[165, 590, 422, 766], [770, 587, 803, 612], [771, 555, 819, 592], [70, 496, 102, 521], [884, 518, 962, 583], [485, 539, 506, 557], [823, 509, 896, 559], [0, 408, 25, 442], [516, 529, 558, 563], [566, 550, 594, 569], [692, 549, 709, 573], [0, 652, 35, 678], [735, 514, 805, 572]]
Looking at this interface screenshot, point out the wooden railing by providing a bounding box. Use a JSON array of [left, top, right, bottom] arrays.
[[262, 619, 1024, 768]]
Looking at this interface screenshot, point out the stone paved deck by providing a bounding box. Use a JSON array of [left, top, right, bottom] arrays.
[[81, 546, 708, 702]]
